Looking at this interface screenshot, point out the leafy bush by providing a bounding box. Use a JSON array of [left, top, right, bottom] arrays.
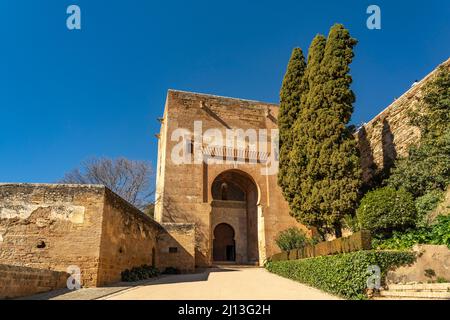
[[415, 190, 444, 227], [373, 215, 450, 250], [275, 227, 310, 251], [372, 229, 430, 250], [387, 131, 450, 198], [356, 187, 417, 237], [342, 214, 361, 233], [265, 250, 416, 300], [121, 265, 159, 282], [387, 67, 450, 198], [409, 65, 450, 139]]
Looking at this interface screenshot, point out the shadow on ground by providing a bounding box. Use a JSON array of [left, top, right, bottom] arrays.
[[21, 266, 243, 300]]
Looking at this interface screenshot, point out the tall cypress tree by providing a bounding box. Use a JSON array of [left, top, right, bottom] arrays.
[[289, 25, 361, 238], [318, 24, 361, 237], [278, 48, 306, 203], [288, 34, 328, 233]]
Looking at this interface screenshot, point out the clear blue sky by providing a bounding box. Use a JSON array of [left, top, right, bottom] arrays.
[[1, 0, 449, 183]]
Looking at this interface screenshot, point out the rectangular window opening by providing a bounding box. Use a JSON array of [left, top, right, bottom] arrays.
[[169, 247, 178, 253]]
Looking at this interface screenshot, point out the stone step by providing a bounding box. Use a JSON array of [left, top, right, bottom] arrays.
[[379, 290, 450, 299], [387, 283, 450, 292], [373, 296, 443, 300]]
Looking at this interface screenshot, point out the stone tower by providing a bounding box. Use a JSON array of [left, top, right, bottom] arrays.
[[154, 90, 308, 267]]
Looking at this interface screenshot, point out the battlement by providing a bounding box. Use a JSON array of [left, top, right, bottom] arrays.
[[168, 89, 279, 109]]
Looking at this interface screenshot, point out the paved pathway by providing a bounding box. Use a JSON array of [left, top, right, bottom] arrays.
[[23, 285, 134, 300], [102, 266, 340, 300]]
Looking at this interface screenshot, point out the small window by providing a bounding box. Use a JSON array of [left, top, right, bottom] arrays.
[[221, 183, 228, 200], [169, 247, 178, 253]]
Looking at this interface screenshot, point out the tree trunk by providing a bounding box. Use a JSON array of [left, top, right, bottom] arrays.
[[334, 223, 343, 238]]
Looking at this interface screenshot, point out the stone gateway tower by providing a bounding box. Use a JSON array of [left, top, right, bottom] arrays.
[[154, 90, 308, 267], [154, 58, 449, 268]]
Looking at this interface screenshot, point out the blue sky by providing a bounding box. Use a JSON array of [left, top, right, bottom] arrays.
[[1, 0, 449, 183]]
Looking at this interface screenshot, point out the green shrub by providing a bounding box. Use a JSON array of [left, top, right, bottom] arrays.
[[121, 265, 159, 282], [356, 187, 417, 237], [387, 130, 450, 198], [342, 214, 361, 233], [415, 190, 444, 227], [429, 215, 450, 246], [388, 66, 450, 198], [409, 66, 450, 139], [373, 215, 450, 250], [275, 227, 310, 251], [372, 230, 429, 250], [265, 250, 415, 300]]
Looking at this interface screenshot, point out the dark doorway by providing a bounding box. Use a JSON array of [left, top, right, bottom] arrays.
[[211, 170, 259, 264], [213, 223, 236, 262], [226, 245, 236, 261]]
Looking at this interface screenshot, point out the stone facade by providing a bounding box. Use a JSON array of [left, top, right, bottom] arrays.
[[154, 58, 449, 267], [0, 265, 68, 299], [0, 183, 195, 292], [0, 184, 105, 287], [357, 58, 450, 184], [387, 245, 450, 284], [96, 188, 161, 285], [1, 57, 448, 298], [158, 223, 196, 273], [154, 90, 311, 267]]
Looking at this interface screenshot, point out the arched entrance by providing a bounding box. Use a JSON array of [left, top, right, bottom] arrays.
[[211, 170, 259, 264], [213, 223, 236, 261]]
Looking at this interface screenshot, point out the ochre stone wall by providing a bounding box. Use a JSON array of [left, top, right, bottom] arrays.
[[154, 58, 449, 267], [357, 58, 450, 184], [0, 184, 105, 287], [211, 201, 248, 264], [387, 245, 450, 284], [154, 90, 310, 267], [96, 189, 162, 286], [0, 183, 195, 297], [0, 264, 68, 299], [158, 223, 195, 273]]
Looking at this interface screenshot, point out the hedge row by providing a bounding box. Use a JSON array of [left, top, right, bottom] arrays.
[[272, 231, 372, 261], [121, 265, 159, 282], [265, 250, 416, 300]]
